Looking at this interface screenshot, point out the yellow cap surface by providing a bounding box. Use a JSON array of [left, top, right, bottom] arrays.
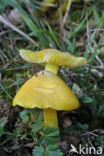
[[13, 71, 79, 110], [19, 49, 87, 68]]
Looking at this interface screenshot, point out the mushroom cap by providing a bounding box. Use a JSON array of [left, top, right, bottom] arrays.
[[13, 71, 79, 111], [19, 49, 87, 68]]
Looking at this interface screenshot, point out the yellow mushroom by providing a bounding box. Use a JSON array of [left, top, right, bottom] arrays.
[[19, 49, 87, 74], [13, 70, 79, 127], [13, 49, 87, 128]]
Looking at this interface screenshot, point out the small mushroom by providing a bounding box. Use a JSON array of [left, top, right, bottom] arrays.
[[19, 49, 87, 74], [13, 49, 87, 128]]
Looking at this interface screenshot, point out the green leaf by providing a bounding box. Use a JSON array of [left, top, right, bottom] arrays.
[[31, 121, 43, 135], [3, 0, 49, 47], [33, 146, 44, 156], [46, 144, 62, 156], [45, 21, 61, 50], [27, 109, 43, 122], [95, 136, 104, 149], [45, 149, 62, 156], [38, 127, 60, 145], [32, 109, 43, 121], [64, 123, 89, 135], [32, 144, 63, 156], [20, 111, 29, 123], [0, 0, 8, 13], [82, 94, 93, 103], [68, 18, 86, 39]]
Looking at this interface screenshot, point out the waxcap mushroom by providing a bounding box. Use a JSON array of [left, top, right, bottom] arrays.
[[13, 48, 87, 127], [19, 49, 87, 68], [13, 70, 79, 111]]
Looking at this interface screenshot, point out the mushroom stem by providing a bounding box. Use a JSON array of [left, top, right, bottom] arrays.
[[45, 63, 58, 74], [44, 63, 58, 127], [44, 108, 58, 127]]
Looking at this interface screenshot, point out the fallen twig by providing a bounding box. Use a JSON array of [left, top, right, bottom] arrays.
[[60, 0, 72, 31]]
